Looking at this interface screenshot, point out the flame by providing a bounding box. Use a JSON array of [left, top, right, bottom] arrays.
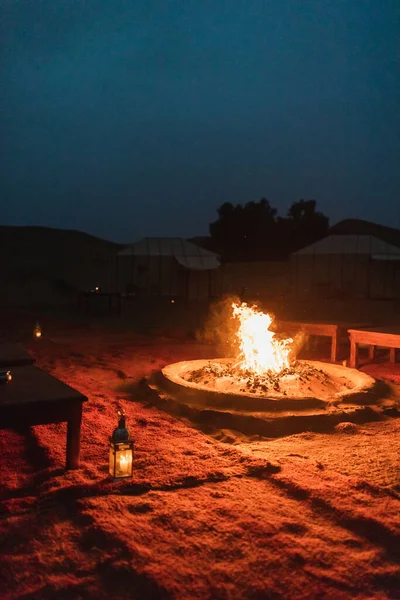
[[232, 302, 292, 375]]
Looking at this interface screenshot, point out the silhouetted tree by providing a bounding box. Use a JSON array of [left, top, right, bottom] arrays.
[[209, 197, 329, 259], [210, 199, 277, 249], [284, 199, 329, 250]]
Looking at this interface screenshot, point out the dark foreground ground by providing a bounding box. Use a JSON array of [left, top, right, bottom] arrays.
[[0, 304, 399, 600]]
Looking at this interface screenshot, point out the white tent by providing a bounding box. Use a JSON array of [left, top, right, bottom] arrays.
[[294, 235, 400, 259], [116, 237, 220, 298], [292, 234, 400, 298]]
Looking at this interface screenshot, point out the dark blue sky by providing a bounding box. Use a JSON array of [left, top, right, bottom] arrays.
[[2, 0, 399, 242]]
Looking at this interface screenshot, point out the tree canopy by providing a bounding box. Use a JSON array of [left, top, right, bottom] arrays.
[[209, 198, 329, 259]]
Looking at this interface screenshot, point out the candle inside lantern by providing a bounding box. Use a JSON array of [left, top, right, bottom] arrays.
[[34, 322, 42, 338], [116, 448, 132, 478]]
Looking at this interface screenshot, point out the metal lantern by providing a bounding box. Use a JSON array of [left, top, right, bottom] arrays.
[[109, 409, 134, 479], [34, 322, 42, 338], [0, 371, 12, 385]]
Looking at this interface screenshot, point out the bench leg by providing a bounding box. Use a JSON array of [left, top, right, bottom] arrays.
[[369, 345, 375, 360], [349, 340, 357, 369], [331, 332, 338, 363], [66, 403, 83, 470], [389, 348, 396, 363]]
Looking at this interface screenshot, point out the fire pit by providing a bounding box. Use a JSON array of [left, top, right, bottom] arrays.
[[151, 302, 383, 437], [161, 358, 376, 411]]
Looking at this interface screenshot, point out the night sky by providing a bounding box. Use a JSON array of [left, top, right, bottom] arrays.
[[2, 0, 399, 242]]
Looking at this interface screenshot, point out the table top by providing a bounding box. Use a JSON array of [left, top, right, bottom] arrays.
[[0, 366, 87, 408], [81, 291, 121, 297], [348, 326, 400, 336], [0, 343, 35, 367], [277, 320, 338, 331], [278, 321, 375, 334]]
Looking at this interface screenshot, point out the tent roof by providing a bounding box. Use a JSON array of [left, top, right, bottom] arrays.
[[328, 219, 400, 248], [117, 237, 220, 270], [293, 235, 400, 257]]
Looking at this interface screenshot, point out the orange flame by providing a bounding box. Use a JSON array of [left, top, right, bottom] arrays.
[[232, 302, 292, 375]]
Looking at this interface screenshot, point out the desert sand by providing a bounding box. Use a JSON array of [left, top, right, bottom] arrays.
[[0, 319, 399, 600]]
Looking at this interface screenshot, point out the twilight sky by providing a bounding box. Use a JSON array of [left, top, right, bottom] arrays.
[[1, 0, 399, 242]]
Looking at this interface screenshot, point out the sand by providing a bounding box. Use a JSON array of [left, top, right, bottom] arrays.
[[0, 328, 399, 600]]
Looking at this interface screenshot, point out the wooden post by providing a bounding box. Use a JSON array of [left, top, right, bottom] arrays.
[[66, 403, 83, 470], [115, 255, 119, 292], [331, 328, 338, 362], [389, 348, 396, 363], [369, 345, 375, 360], [349, 336, 357, 369]]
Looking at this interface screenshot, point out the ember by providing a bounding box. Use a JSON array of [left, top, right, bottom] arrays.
[[186, 360, 332, 396]]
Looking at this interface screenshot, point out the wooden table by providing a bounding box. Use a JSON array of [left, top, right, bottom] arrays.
[[277, 320, 340, 362], [0, 366, 87, 469], [348, 327, 400, 368], [0, 343, 35, 368], [79, 291, 122, 315]]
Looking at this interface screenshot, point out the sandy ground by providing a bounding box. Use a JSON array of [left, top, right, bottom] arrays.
[[0, 328, 399, 600]]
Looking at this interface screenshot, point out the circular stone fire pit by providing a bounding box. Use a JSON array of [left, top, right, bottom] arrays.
[[160, 359, 377, 411], [147, 358, 393, 437]]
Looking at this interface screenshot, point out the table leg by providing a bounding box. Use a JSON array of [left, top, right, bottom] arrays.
[[369, 345, 375, 360], [389, 348, 396, 363], [331, 331, 338, 363], [305, 335, 310, 351], [66, 403, 83, 470], [349, 339, 357, 368]]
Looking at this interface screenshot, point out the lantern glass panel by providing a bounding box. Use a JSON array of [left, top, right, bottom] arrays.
[[109, 441, 133, 478]]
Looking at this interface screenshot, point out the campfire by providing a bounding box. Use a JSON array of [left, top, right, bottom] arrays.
[[231, 302, 293, 375], [182, 302, 345, 397], [161, 302, 376, 405]]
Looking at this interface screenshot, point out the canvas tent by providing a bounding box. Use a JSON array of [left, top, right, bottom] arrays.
[[291, 229, 400, 299], [116, 237, 220, 299]]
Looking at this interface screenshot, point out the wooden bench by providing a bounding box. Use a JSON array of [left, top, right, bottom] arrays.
[[276, 320, 340, 362], [348, 327, 400, 369], [0, 366, 87, 469]]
